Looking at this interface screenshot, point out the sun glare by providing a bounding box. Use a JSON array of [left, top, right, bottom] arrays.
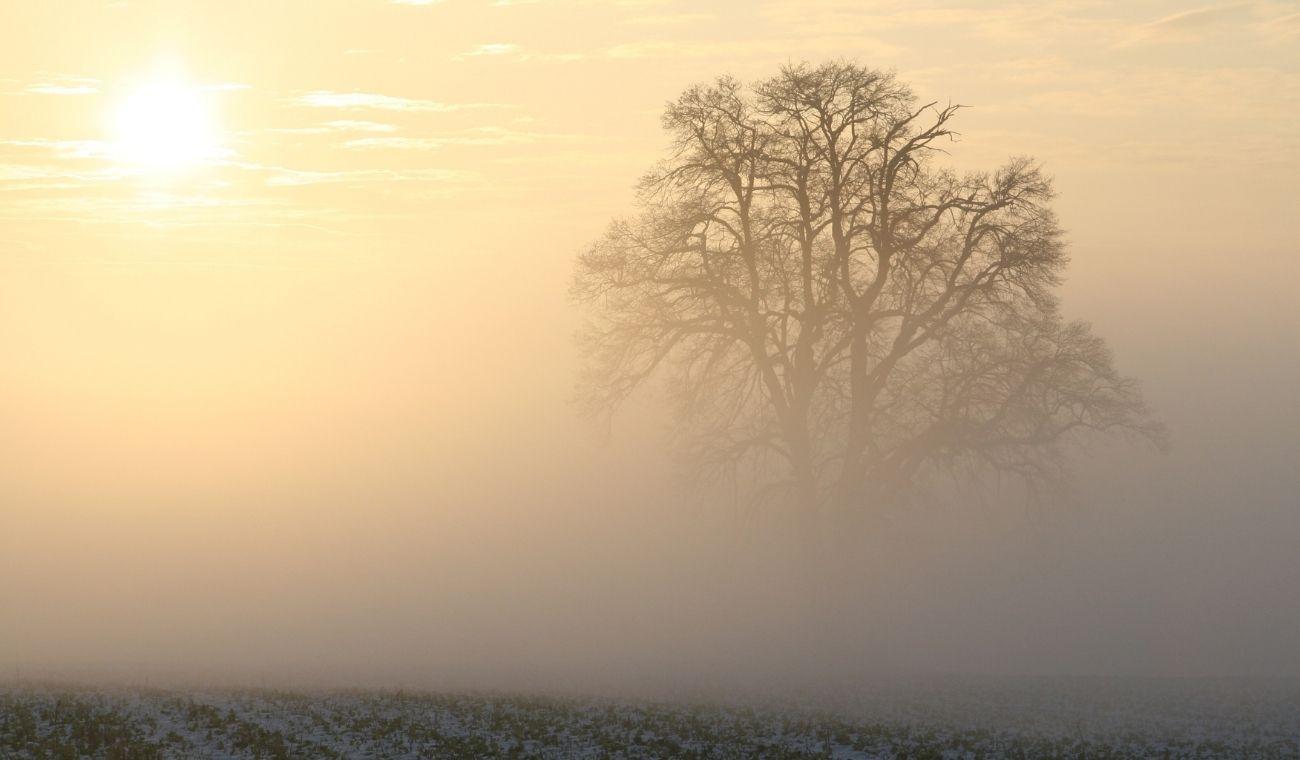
[[110, 75, 221, 170]]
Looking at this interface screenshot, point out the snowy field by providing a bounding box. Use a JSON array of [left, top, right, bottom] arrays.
[[2, 677, 1298, 758]]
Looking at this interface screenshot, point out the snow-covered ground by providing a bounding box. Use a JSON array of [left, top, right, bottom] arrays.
[[2, 677, 1297, 758]]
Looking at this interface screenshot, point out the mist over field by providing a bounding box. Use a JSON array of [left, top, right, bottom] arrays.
[[1, 0, 1298, 711]]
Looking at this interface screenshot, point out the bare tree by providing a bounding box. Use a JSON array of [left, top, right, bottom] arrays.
[[574, 62, 1164, 520]]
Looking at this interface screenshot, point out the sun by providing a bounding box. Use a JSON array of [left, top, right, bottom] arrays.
[[110, 74, 222, 170]]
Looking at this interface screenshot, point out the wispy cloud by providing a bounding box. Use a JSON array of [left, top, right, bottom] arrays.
[[758, 0, 1110, 46], [342, 126, 587, 151], [1256, 10, 1300, 43], [1121, 3, 1252, 45], [461, 35, 899, 64], [0, 162, 137, 186], [0, 138, 112, 159], [625, 12, 716, 26], [269, 120, 400, 135], [263, 167, 472, 186], [325, 120, 398, 133], [23, 76, 100, 95], [457, 43, 521, 59], [291, 90, 506, 112], [601, 35, 901, 60], [204, 82, 253, 92]]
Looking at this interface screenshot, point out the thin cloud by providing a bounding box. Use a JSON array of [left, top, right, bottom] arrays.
[[1122, 4, 1251, 45], [267, 120, 399, 135], [602, 36, 901, 60], [758, 1, 1110, 46], [458, 43, 521, 58], [1256, 11, 1300, 42], [263, 167, 472, 186], [291, 90, 506, 112], [0, 138, 112, 159], [324, 120, 398, 133], [626, 12, 716, 26], [204, 82, 253, 92], [26, 84, 99, 95], [0, 162, 136, 185], [342, 137, 447, 151], [342, 126, 587, 151], [470, 35, 900, 64], [23, 76, 100, 95]]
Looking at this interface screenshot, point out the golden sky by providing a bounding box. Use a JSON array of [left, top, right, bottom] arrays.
[[2, 1, 1297, 250], [1, 1, 1298, 682]]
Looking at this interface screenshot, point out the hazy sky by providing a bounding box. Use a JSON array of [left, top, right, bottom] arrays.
[[1, 0, 1298, 690]]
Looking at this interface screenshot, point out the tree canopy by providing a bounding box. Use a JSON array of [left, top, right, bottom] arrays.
[[574, 62, 1163, 518]]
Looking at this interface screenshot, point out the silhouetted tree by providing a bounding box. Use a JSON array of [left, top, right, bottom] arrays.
[[574, 62, 1163, 519]]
